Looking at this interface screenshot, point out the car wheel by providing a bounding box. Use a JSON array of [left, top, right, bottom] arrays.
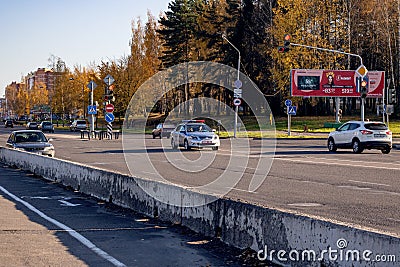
[[381, 147, 391, 154], [212, 146, 219, 151], [171, 138, 178, 150], [184, 139, 191, 150], [352, 139, 363, 153], [327, 138, 337, 152]]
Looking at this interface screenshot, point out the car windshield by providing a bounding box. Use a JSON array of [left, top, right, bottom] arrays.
[[364, 123, 387, 130], [15, 132, 47, 143], [186, 124, 212, 132], [42, 122, 51, 125], [77, 121, 86, 125]]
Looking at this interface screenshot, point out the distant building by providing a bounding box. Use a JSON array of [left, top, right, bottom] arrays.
[[0, 97, 6, 118], [26, 68, 56, 92]]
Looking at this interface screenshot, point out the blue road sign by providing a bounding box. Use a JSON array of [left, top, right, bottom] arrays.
[[288, 106, 297, 115], [105, 112, 115, 123], [87, 105, 97, 115], [285, 99, 292, 107]]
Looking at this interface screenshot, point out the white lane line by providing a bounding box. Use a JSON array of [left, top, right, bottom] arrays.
[[348, 180, 391, 187], [305, 156, 400, 168], [227, 187, 257, 194], [275, 157, 400, 170], [58, 200, 81, 207], [0, 186, 126, 267]]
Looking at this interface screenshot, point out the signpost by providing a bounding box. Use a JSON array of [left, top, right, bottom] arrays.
[[87, 81, 97, 137], [285, 99, 296, 136], [104, 75, 115, 139]]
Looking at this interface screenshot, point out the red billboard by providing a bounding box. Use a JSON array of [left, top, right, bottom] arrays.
[[291, 69, 385, 97]]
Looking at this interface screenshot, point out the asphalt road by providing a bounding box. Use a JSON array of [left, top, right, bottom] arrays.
[[1, 125, 400, 238]]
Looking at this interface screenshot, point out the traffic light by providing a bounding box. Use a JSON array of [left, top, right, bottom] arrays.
[[389, 88, 396, 104], [360, 79, 368, 98], [278, 34, 291, 53], [104, 85, 115, 102]]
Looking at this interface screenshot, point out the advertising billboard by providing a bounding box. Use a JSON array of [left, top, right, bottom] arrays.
[[291, 69, 385, 97]]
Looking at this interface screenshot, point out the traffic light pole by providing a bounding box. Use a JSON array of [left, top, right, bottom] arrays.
[[290, 43, 363, 66]]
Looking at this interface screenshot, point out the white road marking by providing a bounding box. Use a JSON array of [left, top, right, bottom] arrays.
[[348, 180, 391, 187], [58, 200, 81, 207], [275, 156, 400, 171], [227, 187, 257, 194], [21, 196, 51, 199], [0, 186, 126, 267]]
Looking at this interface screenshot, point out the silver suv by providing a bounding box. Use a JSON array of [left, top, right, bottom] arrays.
[[327, 121, 392, 154], [70, 120, 87, 132]]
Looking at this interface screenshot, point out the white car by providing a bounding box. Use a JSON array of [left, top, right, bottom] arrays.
[[327, 121, 392, 154], [70, 120, 88, 132], [171, 120, 220, 150], [6, 130, 55, 157]]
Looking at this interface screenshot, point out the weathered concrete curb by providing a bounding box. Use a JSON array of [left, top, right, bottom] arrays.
[[0, 147, 398, 267]]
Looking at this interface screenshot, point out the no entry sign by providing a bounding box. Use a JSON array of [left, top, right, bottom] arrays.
[[105, 104, 114, 113]]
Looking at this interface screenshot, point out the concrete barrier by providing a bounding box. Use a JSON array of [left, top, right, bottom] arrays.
[[0, 147, 398, 267]]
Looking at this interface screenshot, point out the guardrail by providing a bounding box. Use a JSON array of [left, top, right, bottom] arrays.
[[0, 147, 398, 267], [80, 130, 121, 140]]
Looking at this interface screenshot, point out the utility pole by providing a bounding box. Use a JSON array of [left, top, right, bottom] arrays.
[[222, 34, 241, 138]]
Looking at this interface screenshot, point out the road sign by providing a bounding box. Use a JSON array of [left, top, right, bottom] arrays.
[[104, 74, 115, 85], [287, 106, 297, 115], [234, 79, 242, 89], [87, 81, 97, 91], [105, 112, 115, 123], [87, 105, 97, 115], [234, 88, 242, 98], [356, 65, 368, 77], [105, 103, 114, 113], [285, 99, 292, 107], [233, 98, 242, 106]]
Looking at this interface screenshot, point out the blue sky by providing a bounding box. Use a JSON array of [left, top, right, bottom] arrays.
[[0, 0, 171, 96]]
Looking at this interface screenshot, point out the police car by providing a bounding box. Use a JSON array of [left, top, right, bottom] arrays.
[[170, 120, 220, 150]]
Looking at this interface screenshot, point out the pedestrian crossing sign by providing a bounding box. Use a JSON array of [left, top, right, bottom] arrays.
[[88, 105, 97, 115]]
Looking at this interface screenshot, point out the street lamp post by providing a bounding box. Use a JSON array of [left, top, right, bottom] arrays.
[[222, 34, 241, 138], [82, 84, 85, 119]]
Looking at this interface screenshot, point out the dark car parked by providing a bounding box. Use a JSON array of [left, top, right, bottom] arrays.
[[5, 119, 13, 128], [152, 123, 175, 139]]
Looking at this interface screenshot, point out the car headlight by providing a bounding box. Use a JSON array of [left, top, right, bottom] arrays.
[[43, 145, 54, 151], [213, 135, 219, 140]]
